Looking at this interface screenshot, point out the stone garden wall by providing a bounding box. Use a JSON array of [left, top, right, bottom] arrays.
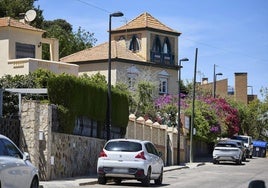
[[20, 100, 185, 180]]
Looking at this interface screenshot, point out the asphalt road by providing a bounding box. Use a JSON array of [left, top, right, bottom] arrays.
[[88, 157, 268, 188]]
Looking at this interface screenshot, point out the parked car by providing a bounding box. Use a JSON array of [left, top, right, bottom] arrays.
[[231, 135, 253, 158], [0, 134, 39, 188], [212, 140, 243, 165], [228, 139, 247, 161], [97, 138, 164, 186]]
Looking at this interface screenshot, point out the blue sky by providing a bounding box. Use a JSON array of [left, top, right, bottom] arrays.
[[34, 0, 268, 100]]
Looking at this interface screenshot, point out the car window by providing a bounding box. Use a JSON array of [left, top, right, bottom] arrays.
[[216, 143, 237, 147], [0, 139, 9, 156], [145, 143, 159, 156], [0, 138, 23, 159], [105, 141, 142, 152]]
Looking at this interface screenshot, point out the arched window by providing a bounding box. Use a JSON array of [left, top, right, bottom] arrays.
[[119, 35, 125, 40], [163, 37, 171, 54], [152, 35, 161, 52], [129, 35, 140, 52]]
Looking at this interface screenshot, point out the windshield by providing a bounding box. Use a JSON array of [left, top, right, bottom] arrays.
[[105, 141, 142, 152]]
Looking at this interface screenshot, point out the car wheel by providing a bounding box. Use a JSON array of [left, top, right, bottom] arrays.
[[154, 168, 163, 185], [213, 159, 218, 164], [30, 177, 39, 188], [114, 178, 122, 184], [236, 159, 242, 165], [98, 176, 107, 185], [142, 167, 151, 187]]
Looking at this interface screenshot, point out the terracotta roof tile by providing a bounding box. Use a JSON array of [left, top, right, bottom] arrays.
[[0, 17, 45, 32], [114, 12, 181, 35], [60, 40, 145, 63]]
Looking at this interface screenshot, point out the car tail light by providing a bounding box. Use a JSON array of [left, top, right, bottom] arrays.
[[99, 150, 107, 158], [135, 151, 146, 160]]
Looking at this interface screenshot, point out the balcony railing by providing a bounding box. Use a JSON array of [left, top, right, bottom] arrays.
[[150, 51, 175, 65]]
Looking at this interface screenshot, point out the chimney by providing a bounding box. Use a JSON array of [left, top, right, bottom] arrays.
[[234, 72, 248, 104], [202, 77, 208, 85]]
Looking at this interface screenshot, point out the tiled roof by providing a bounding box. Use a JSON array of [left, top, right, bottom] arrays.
[[60, 40, 146, 63], [113, 12, 181, 35], [0, 17, 45, 32]]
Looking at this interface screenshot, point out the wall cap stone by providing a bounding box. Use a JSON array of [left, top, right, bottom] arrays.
[[145, 119, 153, 126], [129, 114, 136, 121], [137, 116, 145, 122]]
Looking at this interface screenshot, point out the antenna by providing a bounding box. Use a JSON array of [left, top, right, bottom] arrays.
[[24, 10, 37, 22]]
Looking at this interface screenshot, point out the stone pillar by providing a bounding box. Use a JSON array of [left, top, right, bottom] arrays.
[[21, 100, 52, 180]]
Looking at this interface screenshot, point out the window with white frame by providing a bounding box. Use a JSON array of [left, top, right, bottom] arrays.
[[128, 75, 136, 89], [127, 65, 140, 90], [158, 70, 169, 94], [159, 78, 168, 94]]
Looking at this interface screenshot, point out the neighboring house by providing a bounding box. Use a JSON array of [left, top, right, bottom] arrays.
[[0, 17, 78, 77], [61, 12, 182, 96], [199, 72, 257, 104]]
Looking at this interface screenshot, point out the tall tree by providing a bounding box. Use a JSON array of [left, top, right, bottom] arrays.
[[42, 19, 97, 59]]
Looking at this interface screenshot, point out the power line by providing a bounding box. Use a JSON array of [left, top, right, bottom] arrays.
[[74, 0, 110, 14], [182, 36, 268, 63]]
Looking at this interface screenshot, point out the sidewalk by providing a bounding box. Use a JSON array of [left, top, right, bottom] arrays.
[[39, 162, 209, 188]]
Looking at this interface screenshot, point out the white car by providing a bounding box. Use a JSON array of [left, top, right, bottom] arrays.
[[97, 138, 164, 186], [213, 140, 243, 165], [0, 134, 39, 188]]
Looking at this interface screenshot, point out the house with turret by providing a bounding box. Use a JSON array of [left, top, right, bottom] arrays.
[[61, 12, 182, 96]]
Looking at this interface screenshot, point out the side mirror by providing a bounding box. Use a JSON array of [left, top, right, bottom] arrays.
[[158, 151, 162, 157], [23, 152, 31, 161]]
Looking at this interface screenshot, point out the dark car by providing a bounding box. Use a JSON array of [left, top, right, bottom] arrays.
[[231, 135, 253, 158], [229, 139, 247, 161]]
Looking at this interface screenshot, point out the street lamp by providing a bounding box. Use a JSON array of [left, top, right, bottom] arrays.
[[177, 58, 189, 165], [107, 11, 124, 141], [213, 64, 223, 98]]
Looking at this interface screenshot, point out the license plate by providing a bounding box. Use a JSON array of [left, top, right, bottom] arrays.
[[113, 168, 128, 173]]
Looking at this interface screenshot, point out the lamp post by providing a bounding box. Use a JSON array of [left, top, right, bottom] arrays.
[[213, 64, 223, 98], [177, 58, 189, 165], [107, 11, 124, 141], [189, 48, 198, 163]]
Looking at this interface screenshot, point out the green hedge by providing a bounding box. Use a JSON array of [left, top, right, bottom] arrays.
[[48, 74, 129, 133]]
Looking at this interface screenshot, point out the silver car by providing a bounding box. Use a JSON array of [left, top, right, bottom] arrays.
[[213, 140, 243, 165], [0, 134, 39, 188], [97, 138, 164, 186]]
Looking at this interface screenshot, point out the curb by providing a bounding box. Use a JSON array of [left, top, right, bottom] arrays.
[[79, 165, 190, 186], [40, 163, 207, 187]]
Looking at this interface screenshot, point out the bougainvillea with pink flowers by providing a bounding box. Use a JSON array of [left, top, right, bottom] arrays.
[[154, 93, 240, 142]]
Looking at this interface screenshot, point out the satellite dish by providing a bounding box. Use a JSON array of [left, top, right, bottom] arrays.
[[24, 10, 37, 22]]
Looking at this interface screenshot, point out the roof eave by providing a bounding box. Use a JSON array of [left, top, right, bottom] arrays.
[[111, 27, 181, 36], [69, 57, 179, 70]]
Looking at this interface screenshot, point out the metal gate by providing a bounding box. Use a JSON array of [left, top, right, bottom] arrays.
[[0, 117, 20, 147]]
